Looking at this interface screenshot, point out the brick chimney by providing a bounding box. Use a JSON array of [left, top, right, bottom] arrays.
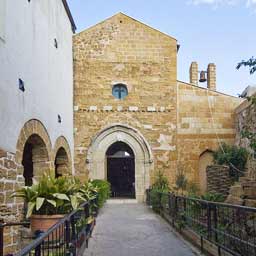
[[189, 62, 198, 85], [207, 63, 216, 91]]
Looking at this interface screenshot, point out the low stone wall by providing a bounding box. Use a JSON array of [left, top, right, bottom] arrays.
[[0, 148, 25, 254], [206, 165, 232, 195]]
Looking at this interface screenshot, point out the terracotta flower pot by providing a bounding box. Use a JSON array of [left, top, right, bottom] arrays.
[[30, 214, 65, 236]]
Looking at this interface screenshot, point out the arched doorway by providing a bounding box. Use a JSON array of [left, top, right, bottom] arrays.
[[106, 142, 135, 198], [55, 147, 70, 177], [87, 124, 153, 202], [199, 150, 214, 193], [22, 134, 49, 186]]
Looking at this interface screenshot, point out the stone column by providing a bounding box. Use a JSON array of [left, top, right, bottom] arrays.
[[207, 63, 216, 91], [189, 62, 198, 85]]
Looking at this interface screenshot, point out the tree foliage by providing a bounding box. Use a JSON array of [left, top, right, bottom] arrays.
[[237, 56, 256, 74], [213, 143, 248, 177]]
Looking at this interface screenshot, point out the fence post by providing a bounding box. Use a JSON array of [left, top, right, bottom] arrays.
[[34, 244, 41, 256], [183, 197, 187, 224], [0, 220, 4, 256], [212, 205, 218, 243], [174, 195, 178, 224], [207, 203, 212, 241], [65, 220, 71, 251]]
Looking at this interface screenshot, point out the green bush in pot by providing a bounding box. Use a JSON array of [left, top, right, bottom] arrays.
[[12, 171, 84, 218]]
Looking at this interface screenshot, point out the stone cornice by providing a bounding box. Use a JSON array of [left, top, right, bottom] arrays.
[[74, 105, 173, 113]]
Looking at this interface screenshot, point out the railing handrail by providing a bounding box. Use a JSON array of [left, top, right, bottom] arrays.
[[175, 194, 256, 212], [147, 189, 256, 212], [147, 189, 256, 256], [15, 198, 95, 256]]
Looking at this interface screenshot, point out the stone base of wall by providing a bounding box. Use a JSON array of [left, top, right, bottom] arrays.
[[206, 165, 232, 195], [0, 148, 25, 254], [226, 176, 256, 207]]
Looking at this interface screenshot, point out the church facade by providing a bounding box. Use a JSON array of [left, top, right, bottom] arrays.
[[73, 13, 242, 201]]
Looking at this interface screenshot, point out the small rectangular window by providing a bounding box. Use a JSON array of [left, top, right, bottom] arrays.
[[0, 0, 6, 41]]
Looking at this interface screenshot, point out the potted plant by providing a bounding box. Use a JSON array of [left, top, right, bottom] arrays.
[[12, 171, 83, 234]]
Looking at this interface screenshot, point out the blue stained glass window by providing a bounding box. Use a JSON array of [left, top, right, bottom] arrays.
[[112, 84, 128, 99]]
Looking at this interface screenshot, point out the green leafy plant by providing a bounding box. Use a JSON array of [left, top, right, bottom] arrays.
[[213, 143, 248, 178], [151, 171, 169, 191], [150, 171, 170, 212], [241, 130, 256, 156], [12, 171, 88, 218], [200, 192, 225, 202], [237, 56, 256, 74], [187, 182, 200, 196], [91, 180, 111, 208], [174, 168, 188, 195]]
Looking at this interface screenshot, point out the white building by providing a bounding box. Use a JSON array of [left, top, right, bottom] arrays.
[[0, 1, 75, 247]]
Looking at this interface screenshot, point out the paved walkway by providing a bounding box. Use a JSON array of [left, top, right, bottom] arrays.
[[84, 201, 200, 256]]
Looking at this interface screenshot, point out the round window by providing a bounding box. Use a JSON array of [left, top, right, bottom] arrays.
[[112, 84, 128, 100]]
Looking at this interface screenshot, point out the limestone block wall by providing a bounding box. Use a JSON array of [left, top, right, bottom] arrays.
[[177, 81, 242, 184], [0, 149, 24, 254], [206, 165, 232, 195], [73, 13, 242, 190], [73, 13, 178, 184]]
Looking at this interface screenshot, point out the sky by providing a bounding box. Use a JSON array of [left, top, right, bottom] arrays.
[[67, 0, 256, 96]]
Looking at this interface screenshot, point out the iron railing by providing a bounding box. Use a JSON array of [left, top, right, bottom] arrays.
[[146, 189, 256, 256], [1, 197, 98, 256], [0, 221, 30, 256]]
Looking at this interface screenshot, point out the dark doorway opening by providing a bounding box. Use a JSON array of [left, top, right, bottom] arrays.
[[22, 134, 48, 186], [106, 142, 135, 198]]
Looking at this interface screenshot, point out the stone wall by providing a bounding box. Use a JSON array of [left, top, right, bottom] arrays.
[[73, 13, 242, 190], [0, 148, 24, 255], [73, 13, 178, 184], [235, 97, 256, 179], [177, 82, 241, 184], [206, 165, 232, 195]]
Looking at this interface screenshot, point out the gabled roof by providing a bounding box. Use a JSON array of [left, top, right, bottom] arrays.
[[76, 12, 177, 42], [62, 0, 76, 33]]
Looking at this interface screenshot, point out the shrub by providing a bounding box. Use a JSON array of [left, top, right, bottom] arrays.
[[187, 182, 200, 196], [200, 192, 225, 203], [213, 143, 248, 178], [150, 171, 170, 212], [151, 171, 169, 191], [12, 171, 101, 218], [91, 180, 111, 208], [12, 171, 84, 218]]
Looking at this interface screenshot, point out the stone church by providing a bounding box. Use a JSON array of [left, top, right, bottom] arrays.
[[73, 13, 242, 202], [0, 3, 248, 253]]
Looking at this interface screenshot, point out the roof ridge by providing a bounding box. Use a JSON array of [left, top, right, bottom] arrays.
[[75, 12, 177, 41]]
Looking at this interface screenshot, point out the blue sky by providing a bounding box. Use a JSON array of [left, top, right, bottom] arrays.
[[67, 0, 255, 96]]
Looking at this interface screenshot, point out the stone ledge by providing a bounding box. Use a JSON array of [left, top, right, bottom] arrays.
[[76, 106, 173, 113]]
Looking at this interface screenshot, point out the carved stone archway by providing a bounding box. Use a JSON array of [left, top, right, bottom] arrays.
[[87, 124, 154, 202], [16, 119, 53, 184], [53, 136, 72, 177]]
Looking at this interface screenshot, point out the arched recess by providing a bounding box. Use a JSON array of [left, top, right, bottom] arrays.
[[87, 124, 154, 202], [53, 136, 72, 177], [16, 119, 52, 185], [199, 150, 214, 193]]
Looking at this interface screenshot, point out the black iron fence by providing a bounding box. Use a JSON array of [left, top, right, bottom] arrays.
[[0, 197, 98, 256], [146, 189, 256, 256]]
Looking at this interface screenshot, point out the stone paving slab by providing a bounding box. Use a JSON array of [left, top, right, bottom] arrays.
[[84, 202, 201, 256]]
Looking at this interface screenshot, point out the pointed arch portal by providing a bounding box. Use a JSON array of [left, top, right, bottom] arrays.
[[106, 142, 135, 198], [87, 124, 153, 202]]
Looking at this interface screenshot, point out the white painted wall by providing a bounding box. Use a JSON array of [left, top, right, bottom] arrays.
[[0, 0, 74, 162]]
